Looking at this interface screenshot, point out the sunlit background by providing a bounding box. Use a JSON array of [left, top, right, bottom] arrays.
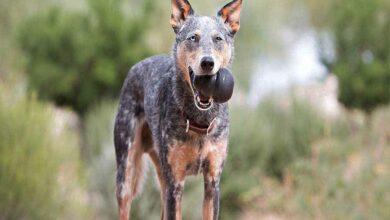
[[1, 0, 390, 219]]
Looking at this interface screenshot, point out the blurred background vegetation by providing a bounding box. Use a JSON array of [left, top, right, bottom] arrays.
[[1, 0, 389, 219]]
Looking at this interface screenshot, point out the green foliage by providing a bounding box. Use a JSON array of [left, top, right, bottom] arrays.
[[18, 0, 153, 114], [84, 100, 117, 159], [226, 105, 390, 220], [0, 94, 58, 219], [328, 0, 390, 112], [83, 101, 118, 219], [0, 81, 90, 220], [285, 108, 390, 219], [220, 99, 325, 218]]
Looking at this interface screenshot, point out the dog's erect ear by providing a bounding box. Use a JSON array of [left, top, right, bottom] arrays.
[[217, 0, 243, 35], [170, 0, 194, 33]]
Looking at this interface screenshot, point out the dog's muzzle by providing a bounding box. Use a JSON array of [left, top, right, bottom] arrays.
[[189, 67, 214, 111], [189, 67, 235, 111]]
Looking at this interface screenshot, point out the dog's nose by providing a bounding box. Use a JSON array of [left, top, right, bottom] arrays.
[[200, 57, 214, 72]]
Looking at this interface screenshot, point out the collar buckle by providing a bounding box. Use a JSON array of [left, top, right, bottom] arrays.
[[206, 118, 216, 136], [181, 112, 217, 135], [186, 119, 190, 133]]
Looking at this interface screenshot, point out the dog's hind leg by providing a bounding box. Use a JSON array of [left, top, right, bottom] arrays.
[[136, 121, 166, 220], [114, 102, 146, 220], [148, 148, 166, 220]]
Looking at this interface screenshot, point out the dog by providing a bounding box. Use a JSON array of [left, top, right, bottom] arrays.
[[114, 0, 242, 219]]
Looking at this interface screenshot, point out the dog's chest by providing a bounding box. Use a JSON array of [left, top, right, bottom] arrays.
[[184, 146, 207, 176], [167, 139, 227, 178]]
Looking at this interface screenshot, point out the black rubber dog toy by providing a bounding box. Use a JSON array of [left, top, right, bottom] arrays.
[[193, 68, 235, 103]]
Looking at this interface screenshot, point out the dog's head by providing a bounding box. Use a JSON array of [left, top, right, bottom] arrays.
[[171, 0, 242, 110]]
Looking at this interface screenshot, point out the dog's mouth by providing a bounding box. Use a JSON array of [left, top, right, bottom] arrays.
[[189, 67, 213, 111]]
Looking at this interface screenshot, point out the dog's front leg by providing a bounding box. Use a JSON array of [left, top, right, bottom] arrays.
[[203, 173, 221, 220], [161, 143, 188, 220], [202, 140, 227, 220], [164, 179, 184, 220]]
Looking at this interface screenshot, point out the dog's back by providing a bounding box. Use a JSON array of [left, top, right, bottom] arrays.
[[118, 54, 174, 108]]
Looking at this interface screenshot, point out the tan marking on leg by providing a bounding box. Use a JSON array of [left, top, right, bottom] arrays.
[[118, 193, 130, 220], [166, 142, 201, 220], [164, 180, 185, 220], [148, 148, 166, 220], [175, 182, 184, 220], [205, 140, 227, 177], [117, 120, 147, 220], [202, 140, 227, 220], [202, 197, 214, 220]]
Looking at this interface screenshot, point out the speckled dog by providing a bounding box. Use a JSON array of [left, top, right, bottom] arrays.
[[114, 0, 242, 219]]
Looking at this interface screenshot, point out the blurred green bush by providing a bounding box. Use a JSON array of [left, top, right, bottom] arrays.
[[287, 138, 390, 219], [0, 95, 58, 219], [285, 106, 390, 219], [0, 86, 88, 219], [18, 0, 153, 114], [231, 105, 390, 220], [220, 99, 325, 218], [327, 0, 390, 113], [83, 101, 118, 219]]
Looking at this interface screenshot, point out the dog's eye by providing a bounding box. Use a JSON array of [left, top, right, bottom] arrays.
[[187, 35, 198, 42], [215, 36, 223, 42]]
